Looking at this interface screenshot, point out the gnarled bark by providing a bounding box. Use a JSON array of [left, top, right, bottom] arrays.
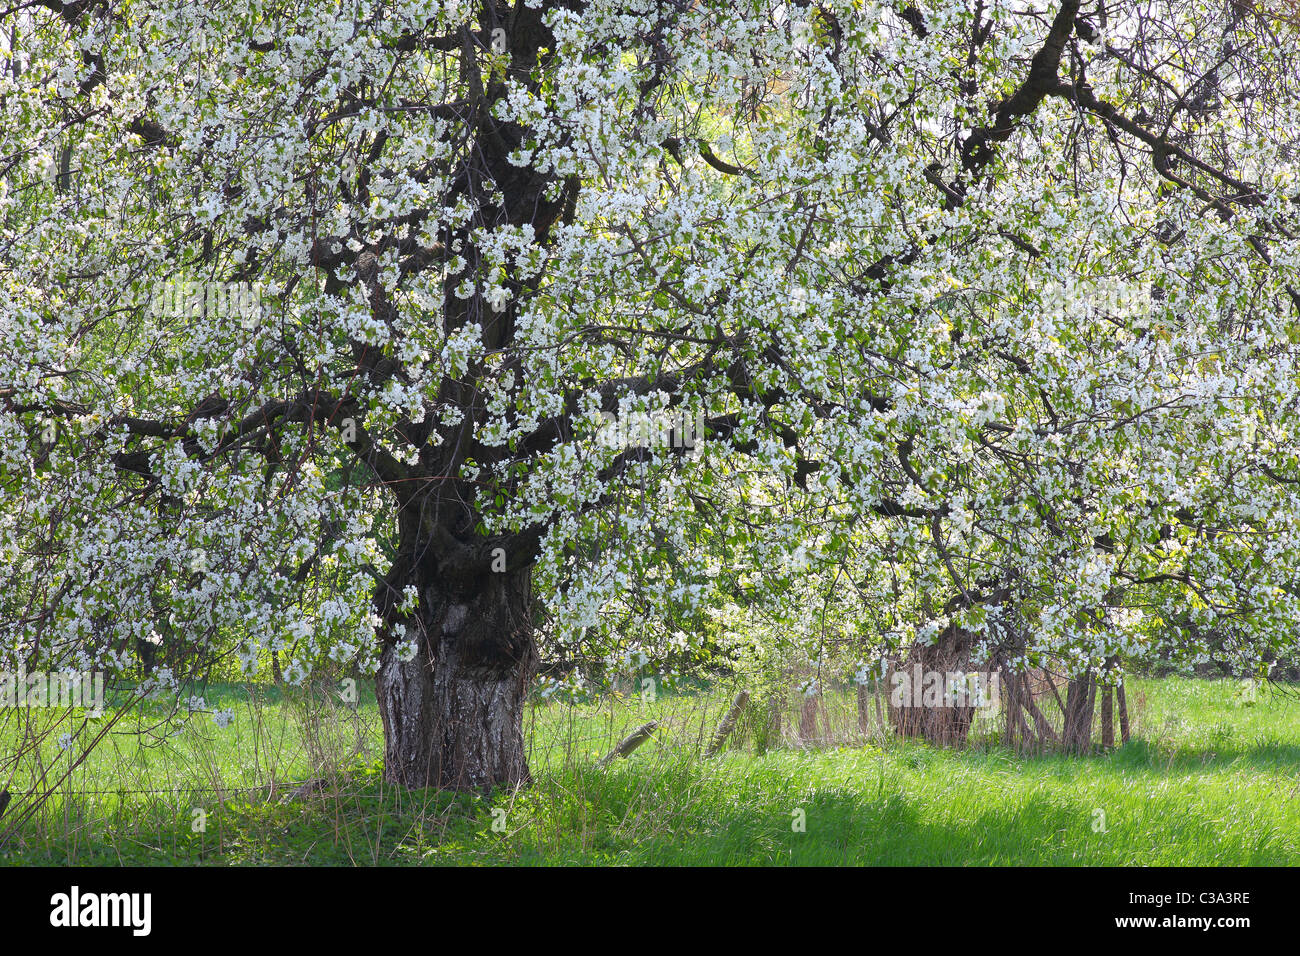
[[887, 625, 979, 747], [376, 566, 537, 791]]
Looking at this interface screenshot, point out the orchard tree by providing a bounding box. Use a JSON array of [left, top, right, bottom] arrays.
[[5, 0, 1300, 788]]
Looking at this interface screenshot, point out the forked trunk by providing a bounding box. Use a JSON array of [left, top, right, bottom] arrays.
[[376, 567, 537, 791]]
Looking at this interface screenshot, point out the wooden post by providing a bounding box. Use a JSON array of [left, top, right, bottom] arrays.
[[705, 691, 750, 757], [597, 721, 659, 768], [1117, 682, 1130, 744]]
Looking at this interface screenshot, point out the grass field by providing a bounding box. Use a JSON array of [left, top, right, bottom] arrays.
[[1, 676, 1297, 865]]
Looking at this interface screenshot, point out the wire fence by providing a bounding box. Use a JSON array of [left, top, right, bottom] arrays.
[[0, 668, 1163, 841]]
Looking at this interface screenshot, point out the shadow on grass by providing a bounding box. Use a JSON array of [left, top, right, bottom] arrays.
[[6, 729, 1300, 866]]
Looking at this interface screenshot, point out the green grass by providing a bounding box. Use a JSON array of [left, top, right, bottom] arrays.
[[1, 676, 1298, 865]]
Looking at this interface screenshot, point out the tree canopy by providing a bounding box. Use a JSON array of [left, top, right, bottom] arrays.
[[5, 0, 1300, 786]]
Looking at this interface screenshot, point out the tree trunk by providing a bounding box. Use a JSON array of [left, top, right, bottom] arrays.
[[799, 694, 820, 746], [136, 638, 156, 676], [1117, 681, 1130, 744], [1061, 670, 1097, 755], [873, 677, 884, 733], [765, 694, 783, 751], [887, 625, 977, 746], [1002, 667, 1058, 752], [1021, 673, 1061, 747], [1100, 684, 1114, 748], [376, 567, 537, 791]]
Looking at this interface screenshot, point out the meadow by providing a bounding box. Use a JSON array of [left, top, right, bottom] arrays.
[[1, 676, 1297, 866]]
